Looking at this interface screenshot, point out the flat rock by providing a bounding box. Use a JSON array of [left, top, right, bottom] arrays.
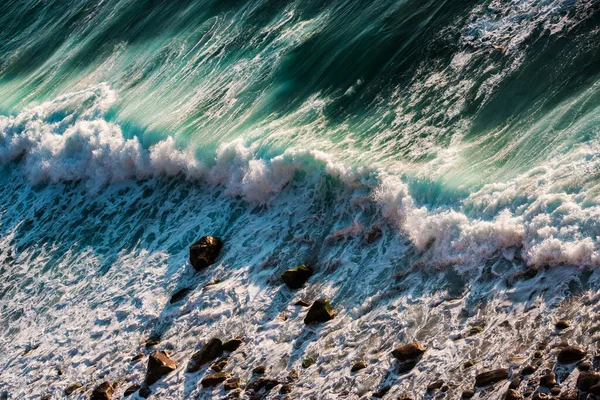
[[201, 372, 231, 387], [391, 341, 426, 362], [281, 265, 312, 289], [91, 382, 114, 400], [475, 369, 509, 387], [187, 338, 223, 372], [189, 236, 223, 270], [145, 350, 177, 385], [304, 299, 334, 324], [558, 346, 587, 364]]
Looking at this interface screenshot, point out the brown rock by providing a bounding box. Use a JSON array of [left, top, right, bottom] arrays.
[[351, 361, 367, 372], [464, 360, 475, 369], [246, 378, 281, 392], [222, 338, 243, 352], [189, 236, 223, 270], [123, 384, 140, 397], [540, 373, 556, 387], [427, 380, 444, 392], [521, 365, 537, 375], [557, 346, 587, 364], [475, 369, 509, 387], [145, 350, 177, 385], [64, 383, 83, 396], [398, 394, 414, 400], [281, 265, 312, 289], [559, 390, 579, 400], [201, 372, 230, 387], [224, 377, 240, 391], [295, 300, 309, 307], [210, 357, 228, 372], [372, 386, 391, 398], [131, 354, 144, 362], [304, 299, 334, 324], [139, 385, 152, 398], [577, 371, 600, 392], [578, 361, 592, 371], [462, 389, 475, 398], [555, 320, 570, 330], [187, 338, 223, 372], [509, 377, 521, 389], [286, 370, 299, 382], [279, 384, 292, 394], [589, 384, 600, 395], [505, 389, 522, 400], [253, 365, 267, 375], [532, 393, 548, 400], [91, 382, 114, 400], [391, 342, 426, 362], [550, 387, 562, 395]]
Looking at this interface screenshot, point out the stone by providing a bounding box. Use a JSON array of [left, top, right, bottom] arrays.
[[559, 390, 579, 400], [577, 371, 600, 392], [304, 299, 334, 324], [550, 387, 562, 395], [286, 370, 299, 382], [253, 365, 267, 375], [521, 365, 537, 375], [139, 385, 151, 398], [294, 300, 309, 307], [462, 390, 475, 398], [557, 346, 587, 364], [131, 354, 144, 362], [589, 384, 600, 395], [540, 373, 556, 387], [246, 378, 281, 393], [201, 372, 230, 387], [533, 351, 543, 359], [302, 357, 315, 368], [475, 369, 509, 387], [64, 383, 83, 396], [91, 382, 114, 400], [469, 326, 484, 335], [509, 377, 521, 389], [187, 338, 223, 372], [281, 265, 312, 289], [144, 338, 160, 348], [372, 385, 391, 398], [222, 338, 243, 352], [351, 361, 367, 372], [505, 389, 522, 400], [532, 393, 548, 400], [398, 394, 414, 400], [391, 341, 426, 362], [464, 360, 475, 369], [123, 384, 140, 397], [210, 357, 228, 372], [280, 384, 292, 394], [145, 350, 177, 385], [189, 236, 223, 271], [169, 288, 192, 304], [578, 361, 592, 371], [224, 377, 240, 391], [427, 381, 444, 392], [555, 320, 570, 330]]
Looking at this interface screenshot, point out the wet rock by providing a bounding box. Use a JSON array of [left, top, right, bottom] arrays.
[[464, 360, 475, 369], [304, 299, 334, 324], [391, 341, 426, 362], [227, 388, 243, 398], [533, 351, 543, 359], [41, 396, 51, 400], [123, 384, 140, 397], [246, 378, 281, 393], [281, 265, 312, 289], [427, 381, 444, 392], [189, 236, 223, 271], [557, 346, 587, 364], [559, 390, 579, 400], [555, 320, 570, 330], [253, 365, 267, 375], [210, 357, 228, 372], [577, 371, 600, 392], [372, 385, 391, 398], [550, 387, 562, 396], [510, 377, 521, 389], [144, 338, 160, 348], [223, 338, 243, 352], [351, 361, 367, 372], [589, 384, 600, 395], [441, 385, 449, 392], [302, 357, 315, 368], [145, 350, 177, 385], [532, 393, 548, 400], [398, 360, 418, 374], [201, 372, 231, 387], [462, 389, 475, 398], [187, 338, 223, 372], [540, 373, 556, 387], [91, 382, 114, 400], [521, 365, 537, 375], [131, 354, 144, 362], [139, 385, 152, 398], [398, 394, 414, 400], [64, 383, 83, 396], [469, 326, 483, 335], [224, 377, 240, 391], [505, 389, 522, 400], [279, 384, 292, 394], [286, 370, 299, 382], [475, 369, 509, 387], [169, 288, 192, 304], [578, 362, 592, 371], [295, 300, 309, 307]]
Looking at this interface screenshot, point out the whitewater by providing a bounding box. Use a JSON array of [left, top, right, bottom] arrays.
[[0, 0, 599, 399]]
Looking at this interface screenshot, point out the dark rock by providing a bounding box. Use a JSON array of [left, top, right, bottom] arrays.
[[64, 383, 83, 396], [540, 373, 556, 387], [523, 390, 534, 397], [246, 378, 281, 393], [304, 299, 334, 324], [427, 381, 444, 392], [286, 370, 299, 382], [589, 384, 600, 395], [169, 288, 192, 304], [398, 360, 418, 374], [123, 384, 140, 397], [280, 384, 292, 394], [462, 390, 475, 398], [144, 338, 160, 348], [469, 326, 483, 335], [91, 382, 114, 400], [223, 338, 243, 352], [281, 265, 312, 289], [187, 338, 223, 372], [302, 357, 315, 368], [475, 369, 509, 387], [398, 395, 414, 400], [351, 361, 367, 372], [391, 341, 426, 362], [550, 387, 562, 395], [441, 385, 449, 392], [555, 320, 570, 330], [131, 354, 144, 362], [295, 300, 309, 307], [145, 350, 177, 385], [521, 365, 537, 375], [532, 393, 548, 400], [533, 351, 543, 359], [578, 362, 592, 371], [505, 389, 522, 400], [464, 360, 475, 369], [510, 377, 521, 389], [559, 390, 579, 400], [210, 357, 228, 372], [557, 346, 587, 364], [189, 236, 223, 271], [253, 366, 267, 375], [41, 396, 51, 400], [577, 371, 600, 392], [201, 372, 230, 387], [224, 377, 240, 391], [139, 385, 152, 398], [372, 386, 391, 398]]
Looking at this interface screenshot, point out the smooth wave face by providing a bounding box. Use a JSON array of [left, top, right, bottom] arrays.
[[0, 0, 599, 399]]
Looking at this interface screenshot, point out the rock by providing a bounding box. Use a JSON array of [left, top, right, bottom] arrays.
[[304, 299, 334, 324], [550, 387, 562, 395], [145, 350, 177, 385], [189, 236, 223, 271], [365, 226, 383, 243], [589, 384, 600, 395], [64, 383, 83, 396], [169, 288, 192, 304], [577, 371, 600, 392], [123, 384, 140, 397], [469, 326, 483, 335], [224, 377, 240, 391], [523, 390, 534, 397], [398, 360, 418, 374], [286, 370, 299, 382], [222, 338, 243, 352], [302, 357, 315, 368], [281, 265, 312, 289], [555, 320, 570, 330], [91, 382, 114, 400], [532, 393, 548, 400], [559, 390, 579, 400], [139, 385, 152, 398], [131, 354, 144, 362], [398, 395, 414, 400], [294, 300, 309, 307], [253, 365, 267, 375], [521, 365, 537, 375], [462, 390, 475, 398], [144, 338, 160, 348], [533, 351, 543, 359], [372, 385, 391, 398], [210, 357, 228, 372], [557, 346, 587, 364], [464, 360, 475, 369], [187, 338, 223, 372], [41, 396, 51, 400], [578, 361, 592, 371], [540, 373, 556, 387], [391, 341, 426, 362], [351, 361, 367, 372], [475, 369, 509, 387], [427, 380, 444, 392], [505, 389, 522, 400], [509, 377, 521, 389], [201, 372, 230, 387], [246, 378, 281, 393], [280, 384, 292, 394]]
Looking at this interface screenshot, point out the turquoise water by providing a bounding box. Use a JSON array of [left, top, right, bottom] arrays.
[[0, 0, 599, 398]]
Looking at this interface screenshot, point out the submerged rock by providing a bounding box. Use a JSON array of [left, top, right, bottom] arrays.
[[187, 338, 223, 372], [91, 382, 114, 400], [281, 265, 312, 289], [201, 372, 231, 387], [64, 383, 83, 396], [391, 341, 426, 362], [475, 369, 509, 387], [304, 299, 334, 324], [558, 346, 587, 364], [222, 338, 243, 352], [189, 236, 223, 271], [145, 350, 177, 385]]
